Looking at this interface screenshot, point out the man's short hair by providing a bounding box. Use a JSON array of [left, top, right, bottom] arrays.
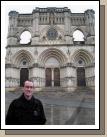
[[24, 80, 34, 86]]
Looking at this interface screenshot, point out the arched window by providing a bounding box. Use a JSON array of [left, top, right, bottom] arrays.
[[19, 58, 29, 67], [73, 30, 84, 41], [20, 31, 31, 44]]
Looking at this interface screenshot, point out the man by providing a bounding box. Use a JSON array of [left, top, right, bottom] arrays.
[[6, 80, 46, 125]]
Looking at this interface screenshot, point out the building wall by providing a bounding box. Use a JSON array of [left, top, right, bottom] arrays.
[[5, 7, 95, 92]]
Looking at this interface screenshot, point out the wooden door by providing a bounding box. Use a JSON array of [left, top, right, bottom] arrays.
[[54, 68, 60, 86], [45, 68, 52, 86], [20, 68, 29, 87], [77, 67, 86, 86]]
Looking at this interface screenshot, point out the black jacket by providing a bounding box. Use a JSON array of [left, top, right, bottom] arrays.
[[6, 94, 46, 125]]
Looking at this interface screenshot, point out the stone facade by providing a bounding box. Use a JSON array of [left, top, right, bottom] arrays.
[[5, 7, 95, 92]]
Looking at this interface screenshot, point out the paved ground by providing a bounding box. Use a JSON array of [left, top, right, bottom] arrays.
[[5, 88, 95, 125]]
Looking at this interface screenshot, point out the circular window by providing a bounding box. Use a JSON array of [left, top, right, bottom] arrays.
[[23, 61, 26, 65], [47, 28, 58, 40], [78, 60, 82, 64]]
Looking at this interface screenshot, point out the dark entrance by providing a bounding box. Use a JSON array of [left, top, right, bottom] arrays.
[[54, 68, 60, 86], [20, 68, 29, 87], [77, 67, 86, 86], [45, 68, 52, 86]]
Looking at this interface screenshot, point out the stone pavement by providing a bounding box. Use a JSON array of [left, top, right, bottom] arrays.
[[5, 87, 95, 125]]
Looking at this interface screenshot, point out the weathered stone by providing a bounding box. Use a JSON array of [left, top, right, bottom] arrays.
[[5, 7, 95, 91]]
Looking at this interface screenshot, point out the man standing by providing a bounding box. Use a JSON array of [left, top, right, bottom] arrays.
[[6, 80, 46, 125]]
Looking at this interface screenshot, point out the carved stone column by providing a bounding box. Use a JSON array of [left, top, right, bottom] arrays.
[[85, 9, 95, 44], [31, 11, 39, 45], [7, 11, 18, 45], [64, 9, 73, 44], [51, 68, 54, 87]]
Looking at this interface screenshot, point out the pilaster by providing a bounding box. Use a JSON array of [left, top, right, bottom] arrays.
[[31, 11, 39, 45], [64, 10, 73, 44]]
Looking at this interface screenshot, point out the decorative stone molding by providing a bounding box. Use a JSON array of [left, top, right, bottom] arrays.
[[7, 7, 95, 46], [5, 77, 20, 88]]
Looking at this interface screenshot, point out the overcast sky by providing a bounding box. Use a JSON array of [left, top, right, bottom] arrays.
[[4, 1, 98, 13]]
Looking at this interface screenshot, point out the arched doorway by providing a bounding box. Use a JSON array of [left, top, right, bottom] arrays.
[[20, 68, 29, 87], [77, 67, 86, 86], [45, 68, 60, 87], [38, 48, 67, 88], [45, 57, 60, 87]]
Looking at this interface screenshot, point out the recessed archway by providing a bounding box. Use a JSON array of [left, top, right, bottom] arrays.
[[45, 57, 60, 87], [38, 48, 66, 87], [38, 48, 67, 66], [71, 49, 94, 65], [12, 50, 34, 87], [73, 30, 84, 41], [12, 50, 34, 66], [20, 31, 31, 44], [71, 49, 94, 87]]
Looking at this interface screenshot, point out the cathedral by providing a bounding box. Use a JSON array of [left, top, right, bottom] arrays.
[[5, 7, 95, 92]]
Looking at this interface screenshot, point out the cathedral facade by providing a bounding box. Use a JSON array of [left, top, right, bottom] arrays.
[[5, 7, 95, 92]]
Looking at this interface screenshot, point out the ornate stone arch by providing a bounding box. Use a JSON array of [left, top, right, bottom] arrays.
[[38, 48, 67, 66], [12, 50, 34, 66], [71, 26, 87, 40], [70, 49, 94, 65], [15, 27, 33, 43]]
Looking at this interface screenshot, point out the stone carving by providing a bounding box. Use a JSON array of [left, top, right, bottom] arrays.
[[66, 47, 71, 63], [46, 28, 58, 40], [7, 7, 95, 45], [6, 48, 12, 63], [34, 48, 38, 55]]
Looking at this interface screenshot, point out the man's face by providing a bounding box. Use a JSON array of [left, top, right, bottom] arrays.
[[23, 81, 34, 100]]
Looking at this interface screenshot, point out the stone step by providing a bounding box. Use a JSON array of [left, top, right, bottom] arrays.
[[13, 86, 94, 94], [41, 87, 65, 92], [74, 87, 94, 92]]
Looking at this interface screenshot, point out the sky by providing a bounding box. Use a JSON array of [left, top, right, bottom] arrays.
[[4, 1, 98, 13]]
